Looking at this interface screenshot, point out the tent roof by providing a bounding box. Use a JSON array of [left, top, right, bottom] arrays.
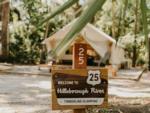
[[43, 21, 117, 58]]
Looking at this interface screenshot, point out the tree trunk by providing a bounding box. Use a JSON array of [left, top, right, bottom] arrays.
[[149, 38, 150, 70], [132, 0, 139, 67], [132, 45, 137, 67], [1, 0, 10, 58], [140, 0, 149, 71], [112, 0, 116, 39], [121, 0, 128, 35]]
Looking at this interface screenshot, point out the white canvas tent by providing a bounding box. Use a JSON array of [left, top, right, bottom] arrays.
[[43, 22, 125, 65]]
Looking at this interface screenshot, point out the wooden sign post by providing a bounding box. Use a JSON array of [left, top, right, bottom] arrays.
[[73, 43, 87, 113], [51, 43, 108, 112], [73, 43, 87, 69]]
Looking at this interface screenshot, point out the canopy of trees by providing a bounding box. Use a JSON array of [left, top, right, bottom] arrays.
[[1, 0, 149, 66]]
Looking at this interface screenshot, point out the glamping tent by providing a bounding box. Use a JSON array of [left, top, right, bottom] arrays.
[[42, 22, 125, 67]]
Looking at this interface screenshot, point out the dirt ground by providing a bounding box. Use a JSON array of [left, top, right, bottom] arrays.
[[0, 65, 150, 113]]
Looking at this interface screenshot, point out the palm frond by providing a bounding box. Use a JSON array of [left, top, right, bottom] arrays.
[[49, 0, 106, 58], [38, 0, 79, 27]]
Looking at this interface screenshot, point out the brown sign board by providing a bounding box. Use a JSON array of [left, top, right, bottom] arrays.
[[73, 43, 87, 69], [52, 68, 108, 110]]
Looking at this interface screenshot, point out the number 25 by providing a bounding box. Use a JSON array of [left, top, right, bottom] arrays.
[[89, 73, 99, 81], [79, 48, 84, 64]]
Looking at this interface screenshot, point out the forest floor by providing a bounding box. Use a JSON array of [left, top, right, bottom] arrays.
[[0, 64, 150, 113]]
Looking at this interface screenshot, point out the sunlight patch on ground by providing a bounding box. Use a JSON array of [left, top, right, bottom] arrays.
[[36, 94, 50, 98], [0, 95, 8, 103], [109, 79, 150, 98], [109, 87, 150, 98], [0, 106, 15, 113], [24, 81, 51, 90], [37, 81, 51, 89], [0, 105, 51, 113], [21, 94, 35, 101], [109, 80, 134, 85]]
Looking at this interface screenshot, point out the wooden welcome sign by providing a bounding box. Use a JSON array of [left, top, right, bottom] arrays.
[[51, 43, 108, 111], [52, 69, 108, 110]]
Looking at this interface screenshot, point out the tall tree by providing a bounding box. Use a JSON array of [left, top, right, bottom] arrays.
[[132, 0, 139, 67], [121, 0, 128, 35], [1, 0, 10, 58], [140, 0, 150, 70], [112, 0, 116, 39]]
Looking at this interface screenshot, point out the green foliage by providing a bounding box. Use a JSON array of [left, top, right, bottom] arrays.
[[38, 0, 79, 27], [9, 0, 64, 64], [9, 25, 41, 64], [49, 0, 106, 58], [8, 0, 150, 66], [95, 0, 150, 66]]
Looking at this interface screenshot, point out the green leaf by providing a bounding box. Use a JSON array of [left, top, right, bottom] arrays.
[[37, 0, 79, 27], [49, 0, 106, 58]]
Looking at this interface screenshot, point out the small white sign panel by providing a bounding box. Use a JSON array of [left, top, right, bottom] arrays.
[[58, 98, 104, 105]]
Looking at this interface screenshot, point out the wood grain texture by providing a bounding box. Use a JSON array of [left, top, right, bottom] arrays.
[[1, 0, 10, 56], [73, 43, 87, 69]]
